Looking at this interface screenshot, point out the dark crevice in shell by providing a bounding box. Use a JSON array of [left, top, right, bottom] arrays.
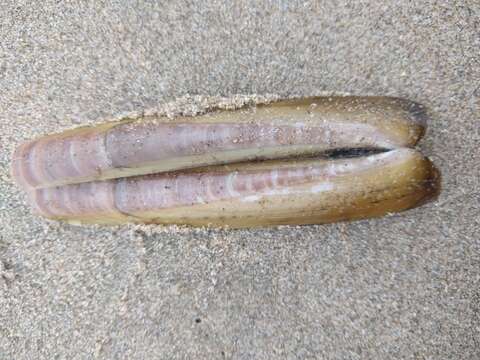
[[322, 147, 387, 159]]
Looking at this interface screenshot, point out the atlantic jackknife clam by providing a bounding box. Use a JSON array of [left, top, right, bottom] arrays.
[[11, 96, 439, 227]]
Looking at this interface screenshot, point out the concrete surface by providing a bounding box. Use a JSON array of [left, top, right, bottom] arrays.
[[1, 1, 479, 359]]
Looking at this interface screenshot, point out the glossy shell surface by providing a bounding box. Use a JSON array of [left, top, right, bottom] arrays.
[[12, 97, 426, 189]]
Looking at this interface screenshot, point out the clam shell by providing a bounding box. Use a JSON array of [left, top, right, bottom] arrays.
[[12, 96, 427, 189], [27, 149, 439, 227]]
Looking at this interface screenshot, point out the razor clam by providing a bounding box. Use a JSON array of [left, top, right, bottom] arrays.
[[12, 96, 439, 227], [25, 149, 438, 227], [12, 96, 427, 190]]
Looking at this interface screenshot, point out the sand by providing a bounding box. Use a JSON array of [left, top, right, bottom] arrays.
[[1, 1, 479, 358]]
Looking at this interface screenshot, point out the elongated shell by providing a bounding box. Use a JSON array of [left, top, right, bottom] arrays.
[[26, 149, 439, 228], [12, 96, 427, 189]]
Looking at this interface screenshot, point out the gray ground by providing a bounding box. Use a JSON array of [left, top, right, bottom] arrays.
[[1, 1, 479, 359]]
